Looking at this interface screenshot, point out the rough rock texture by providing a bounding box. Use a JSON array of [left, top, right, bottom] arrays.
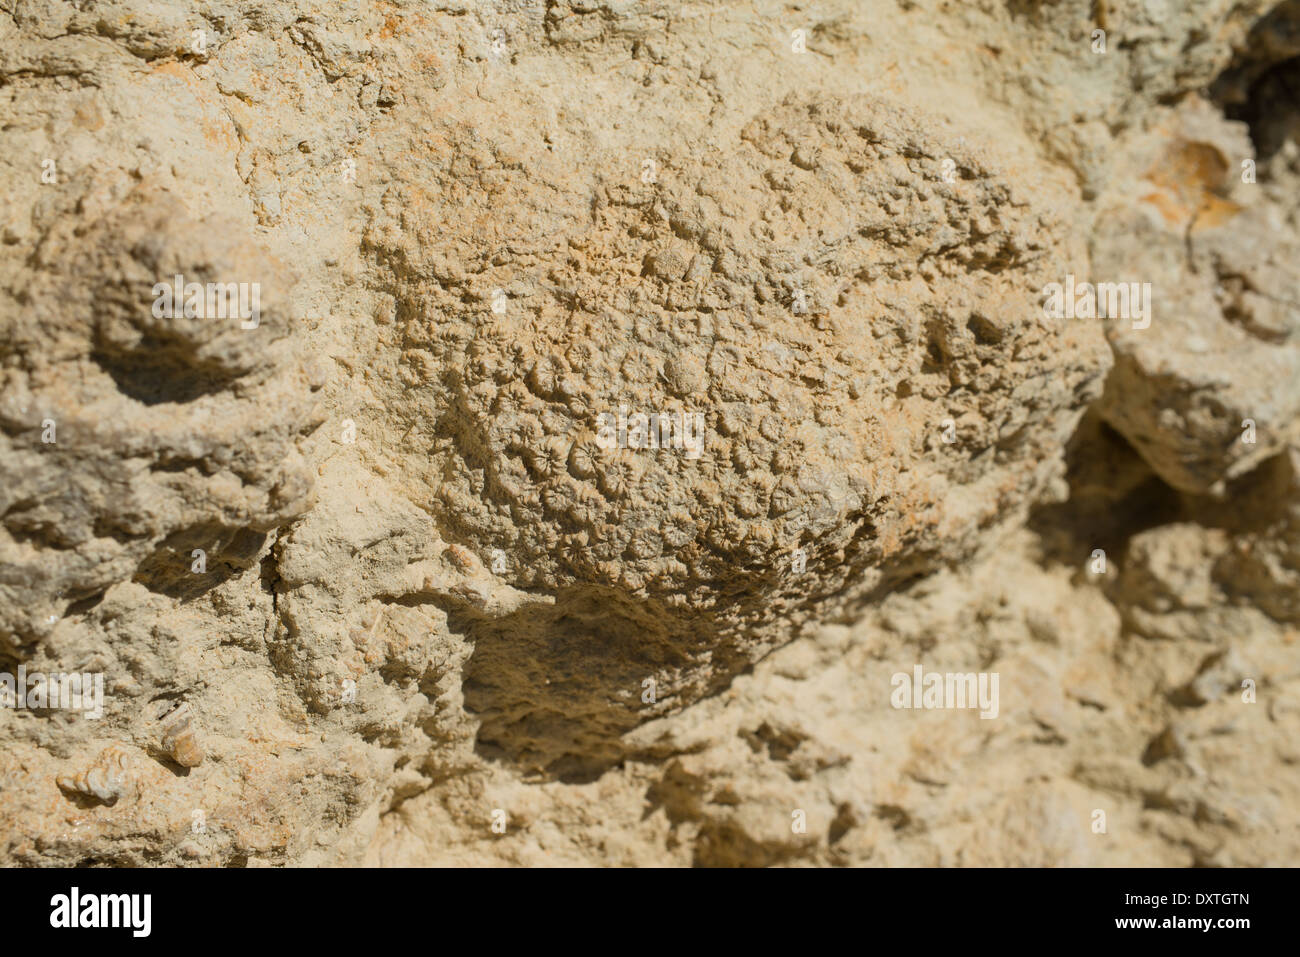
[[1093, 96, 1300, 493], [0, 0, 1297, 866]]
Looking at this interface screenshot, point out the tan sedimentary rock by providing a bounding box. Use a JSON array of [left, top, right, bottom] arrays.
[[361, 89, 1108, 774], [0, 0, 1296, 867], [1091, 98, 1300, 494]]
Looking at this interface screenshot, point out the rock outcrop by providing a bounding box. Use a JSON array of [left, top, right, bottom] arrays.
[[1, 0, 1296, 867]]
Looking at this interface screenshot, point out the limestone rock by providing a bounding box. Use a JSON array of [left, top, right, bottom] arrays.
[[0, 0, 1297, 868]]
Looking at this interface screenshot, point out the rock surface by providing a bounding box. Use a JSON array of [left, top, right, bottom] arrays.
[[0, 0, 1297, 866]]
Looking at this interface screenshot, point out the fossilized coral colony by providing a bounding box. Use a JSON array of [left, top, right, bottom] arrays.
[[1, 1, 1298, 866]]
